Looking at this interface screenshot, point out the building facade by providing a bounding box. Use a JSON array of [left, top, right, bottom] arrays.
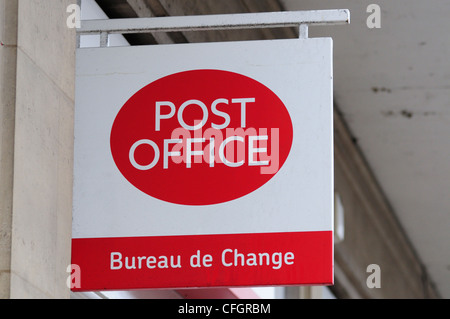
[[0, 0, 441, 298]]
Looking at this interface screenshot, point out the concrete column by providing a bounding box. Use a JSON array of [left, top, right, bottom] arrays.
[[0, 0, 18, 299], [0, 0, 76, 298]]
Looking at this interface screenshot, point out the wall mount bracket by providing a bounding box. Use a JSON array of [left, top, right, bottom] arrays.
[[77, 9, 350, 47]]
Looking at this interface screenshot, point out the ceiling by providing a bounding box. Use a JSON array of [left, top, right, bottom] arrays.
[[281, 0, 450, 298]]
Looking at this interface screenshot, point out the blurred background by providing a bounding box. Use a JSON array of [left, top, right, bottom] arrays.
[[1, 0, 448, 299]]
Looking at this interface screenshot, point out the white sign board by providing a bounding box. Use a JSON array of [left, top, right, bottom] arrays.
[[72, 38, 334, 290]]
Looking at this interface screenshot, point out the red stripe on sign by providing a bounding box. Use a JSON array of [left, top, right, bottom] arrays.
[[71, 231, 333, 291]]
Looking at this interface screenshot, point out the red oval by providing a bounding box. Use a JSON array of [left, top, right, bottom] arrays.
[[110, 70, 293, 205]]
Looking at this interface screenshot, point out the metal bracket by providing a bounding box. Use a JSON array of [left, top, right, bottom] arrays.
[[78, 9, 350, 47]]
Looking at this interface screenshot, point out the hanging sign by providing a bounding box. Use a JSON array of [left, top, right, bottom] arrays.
[[71, 37, 334, 291]]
